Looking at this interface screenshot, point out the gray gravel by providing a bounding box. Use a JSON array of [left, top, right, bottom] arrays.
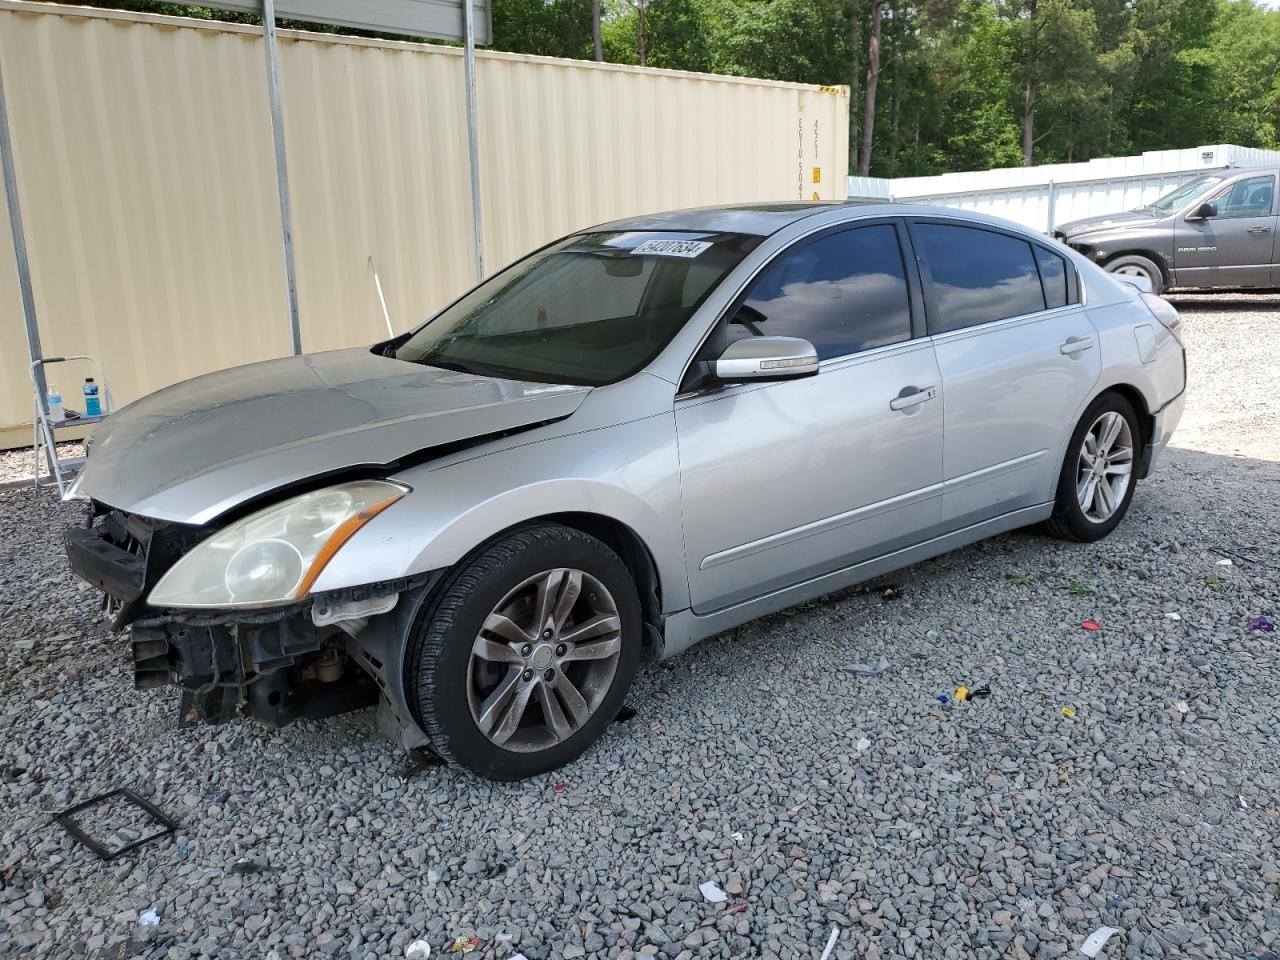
[[2, 294, 1279, 960]]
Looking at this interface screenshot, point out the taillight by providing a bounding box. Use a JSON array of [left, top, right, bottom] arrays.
[[1140, 292, 1183, 345]]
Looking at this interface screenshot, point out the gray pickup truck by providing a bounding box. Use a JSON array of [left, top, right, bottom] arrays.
[[1054, 166, 1278, 294]]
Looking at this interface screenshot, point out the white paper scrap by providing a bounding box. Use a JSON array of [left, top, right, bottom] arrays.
[[818, 925, 840, 960], [699, 880, 729, 904], [405, 940, 431, 959], [1080, 926, 1120, 958]]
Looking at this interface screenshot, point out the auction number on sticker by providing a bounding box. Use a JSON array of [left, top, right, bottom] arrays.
[[631, 239, 712, 258]]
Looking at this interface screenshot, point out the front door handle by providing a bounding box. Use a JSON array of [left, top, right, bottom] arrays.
[[889, 385, 937, 411], [1060, 336, 1095, 356], [1247, 226, 1272, 235]]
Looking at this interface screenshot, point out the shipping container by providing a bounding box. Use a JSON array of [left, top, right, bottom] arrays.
[[0, 0, 849, 445]]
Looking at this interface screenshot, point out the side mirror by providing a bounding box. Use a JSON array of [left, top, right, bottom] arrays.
[[1190, 201, 1217, 220], [712, 336, 818, 381]]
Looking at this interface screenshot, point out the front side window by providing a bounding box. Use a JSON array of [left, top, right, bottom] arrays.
[[915, 223, 1046, 334], [1144, 175, 1226, 215], [1211, 175, 1276, 219], [728, 224, 913, 360], [393, 231, 760, 386]]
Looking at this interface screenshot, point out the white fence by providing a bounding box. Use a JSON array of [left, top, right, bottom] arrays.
[[848, 144, 1280, 232]]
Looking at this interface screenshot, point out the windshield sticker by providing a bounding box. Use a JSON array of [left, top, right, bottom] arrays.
[[631, 238, 713, 258]]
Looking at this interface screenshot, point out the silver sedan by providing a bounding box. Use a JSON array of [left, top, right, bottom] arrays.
[[65, 203, 1186, 779]]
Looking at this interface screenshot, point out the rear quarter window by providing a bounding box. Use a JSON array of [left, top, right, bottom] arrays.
[[1035, 246, 1070, 309]]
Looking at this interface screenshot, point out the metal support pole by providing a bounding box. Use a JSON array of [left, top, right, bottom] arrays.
[[262, 0, 302, 354], [463, 0, 485, 281], [0, 47, 46, 406], [1046, 180, 1057, 234]]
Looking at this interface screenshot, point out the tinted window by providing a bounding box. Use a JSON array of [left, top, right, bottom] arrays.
[[915, 224, 1046, 333], [1212, 175, 1275, 218], [394, 231, 758, 386], [730, 224, 912, 360], [1035, 247, 1069, 309]]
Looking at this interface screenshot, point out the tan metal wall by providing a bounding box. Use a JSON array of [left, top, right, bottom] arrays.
[[0, 1, 848, 444]]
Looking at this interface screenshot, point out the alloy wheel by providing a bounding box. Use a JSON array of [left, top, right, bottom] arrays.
[[1076, 411, 1134, 523], [466, 568, 622, 753]]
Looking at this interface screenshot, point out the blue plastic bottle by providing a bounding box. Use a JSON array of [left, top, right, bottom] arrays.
[[83, 378, 101, 417]]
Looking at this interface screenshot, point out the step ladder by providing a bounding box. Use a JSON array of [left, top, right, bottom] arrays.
[[30, 355, 114, 497]]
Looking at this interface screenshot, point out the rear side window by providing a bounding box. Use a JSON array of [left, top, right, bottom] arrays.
[[732, 224, 912, 360], [914, 223, 1046, 333], [1035, 247, 1069, 309]]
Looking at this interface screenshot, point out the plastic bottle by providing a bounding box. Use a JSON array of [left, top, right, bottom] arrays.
[[46, 385, 64, 422], [83, 377, 101, 417]]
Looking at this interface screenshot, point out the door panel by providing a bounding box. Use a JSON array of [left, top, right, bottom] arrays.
[[675, 341, 944, 614], [1174, 174, 1277, 288], [932, 308, 1100, 526]]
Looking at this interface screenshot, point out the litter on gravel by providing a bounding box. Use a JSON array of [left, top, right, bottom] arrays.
[[841, 656, 889, 676], [817, 925, 840, 960], [137, 908, 160, 927], [405, 940, 431, 959], [1079, 925, 1121, 958], [1081, 619, 1102, 631], [699, 880, 729, 904], [1248, 615, 1275, 632]]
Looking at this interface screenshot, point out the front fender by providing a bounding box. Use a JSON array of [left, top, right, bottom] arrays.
[[309, 413, 690, 612]]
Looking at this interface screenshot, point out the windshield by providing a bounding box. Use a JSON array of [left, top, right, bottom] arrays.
[[393, 230, 761, 386], [1141, 175, 1226, 214]]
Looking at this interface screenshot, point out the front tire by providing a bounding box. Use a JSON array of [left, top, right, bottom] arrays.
[[407, 524, 641, 780], [1045, 393, 1140, 543], [1105, 254, 1164, 295]]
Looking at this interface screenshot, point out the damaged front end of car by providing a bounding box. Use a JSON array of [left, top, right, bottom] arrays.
[[64, 491, 438, 750]]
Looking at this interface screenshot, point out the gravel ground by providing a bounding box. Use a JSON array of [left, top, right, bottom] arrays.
[[2, 295, 1279, 960]]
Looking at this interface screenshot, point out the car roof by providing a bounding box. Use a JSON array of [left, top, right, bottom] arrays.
[[1219, 165, 1280, 178], [593, 202, 849, 237], [592, 201, 1064, 239]]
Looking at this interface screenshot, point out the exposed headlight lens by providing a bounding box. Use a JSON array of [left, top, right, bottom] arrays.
[[148, 480, 408, 609]]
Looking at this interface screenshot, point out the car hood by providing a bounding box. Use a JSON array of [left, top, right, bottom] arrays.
[[1056, 209, 1157, 239], [79, 348, 591, 525]]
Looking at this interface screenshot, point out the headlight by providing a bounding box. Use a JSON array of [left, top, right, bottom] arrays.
[[147, 480, 409, 609]]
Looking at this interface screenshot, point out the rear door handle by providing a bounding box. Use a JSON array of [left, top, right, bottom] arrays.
[[889, 385, 937, 411], [1247, 226, 1272, 235], [1060, 336, 1095, 356]]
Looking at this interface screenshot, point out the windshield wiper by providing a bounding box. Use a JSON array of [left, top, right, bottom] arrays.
[[421, 357, 489, 377]]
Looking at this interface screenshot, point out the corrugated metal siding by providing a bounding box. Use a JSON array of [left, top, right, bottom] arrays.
[[0, 1, 849, 437], [847, 144, 1280, 233]]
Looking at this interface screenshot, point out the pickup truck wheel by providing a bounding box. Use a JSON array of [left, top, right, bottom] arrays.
[[1105, 254, 1164, 294], [407, 524, 641, 780], [1044, 393, 1140, 543]]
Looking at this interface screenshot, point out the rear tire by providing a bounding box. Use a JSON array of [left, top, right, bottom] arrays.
[[1105, 254, 1164, 295], [406, 523, 641, 780], [1045, 393, 1141, 543]]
